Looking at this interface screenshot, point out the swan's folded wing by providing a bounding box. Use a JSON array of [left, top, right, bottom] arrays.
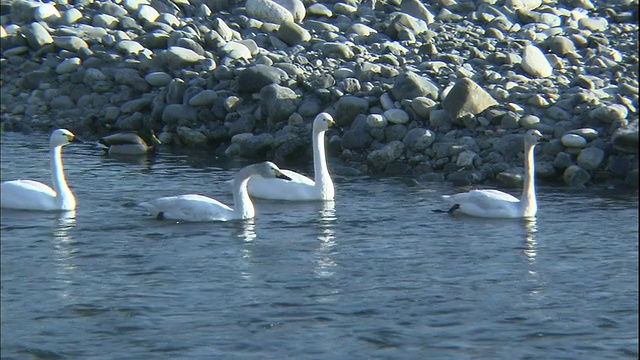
[[469, 189, 519, 202], [1, 180, 57, 210], [247, 170, 317, 200], [139, 194, 233, 221], [444, 189, 520, 218], [280, 170, 315, 185]]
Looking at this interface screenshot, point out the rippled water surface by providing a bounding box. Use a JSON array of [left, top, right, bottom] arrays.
[[1, 131, 638, 359]]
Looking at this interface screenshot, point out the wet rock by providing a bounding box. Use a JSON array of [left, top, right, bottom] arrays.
[[611, 120, 638, 154], [553, 151, 574, 170], [237, 64, 287, 93], [590, 104, 629, 123], [402, 128, 436, 151], [334, 96, 369, 127], [237, 132, 275, 158], [260, 84, 298, 130], [22, 22, 53, 49], [276, 20, 310, 45], [577, 147, 605, 170], [563, 164, 591, 187], [176, 126, 207, 146], [367, 141, 405, 170], [391, 71, 439, 101], [442, 77, 498, 121]]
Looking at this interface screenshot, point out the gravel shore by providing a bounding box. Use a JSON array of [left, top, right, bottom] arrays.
[[1, 0, 638, 190]]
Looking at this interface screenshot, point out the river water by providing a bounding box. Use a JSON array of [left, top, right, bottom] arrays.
[[1, 131, 637, 359]]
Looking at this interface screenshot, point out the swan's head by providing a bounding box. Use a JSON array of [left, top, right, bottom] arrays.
[[525, 129, 544, 147], [313, 112, 339, 133], [50, 129, 82, 147], [140, 128, 161, 146], [256, 161, 292, 181]]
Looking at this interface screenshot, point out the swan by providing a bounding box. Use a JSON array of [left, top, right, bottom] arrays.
[[442, 129, 544, 218], [139, 161, 292, 222], [247, 112, 338, 201], [97, 129, 160, 155], [1, 128, 82, 211]]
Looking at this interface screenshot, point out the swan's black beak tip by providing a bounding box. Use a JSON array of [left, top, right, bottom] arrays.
[[277, 173, 292, 181]]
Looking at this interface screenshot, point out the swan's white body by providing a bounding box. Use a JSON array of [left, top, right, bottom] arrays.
[[442, 129, 544, 218], [247, 113, 336, 201], [1, 129, 80, 211], [98, 131, 160, 155], [139, 161, 291, 222]]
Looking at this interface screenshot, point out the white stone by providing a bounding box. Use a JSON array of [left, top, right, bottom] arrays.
[[123, 0, 150, 12], [384, 108, 410, 124], [379, 93, 395, 110], [35, 3, 61, 23], [307, 3, 332, 17], [561, 133, 587, 148], [245, 0, 293, 24], [145, 72, 172, 86], [366, 114, 388, 129], [220, 41, 252, 60], [137, 4, 160, 23], [188, 90, 218, 106], [521, 45, 553, 78], [456, 150, 477, 167], [93, 14, 119, 29], [273, 0, 306, 22], [115, 40, 145, 54], [55, 57, 81, 74]]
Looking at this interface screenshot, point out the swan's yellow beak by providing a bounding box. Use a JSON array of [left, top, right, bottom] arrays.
[[328, 118, 343, 134], [68, 134, 84, 144]]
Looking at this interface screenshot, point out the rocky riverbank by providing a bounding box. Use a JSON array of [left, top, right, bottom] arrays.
[[1, 0, 638, 190]]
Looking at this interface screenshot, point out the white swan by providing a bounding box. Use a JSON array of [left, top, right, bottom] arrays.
[[247, 112, 338, 201], [442, 129, 544, 218], [139, 161, 292, 222], [1, 129, 82, 211], [97, 129, 161, 155]]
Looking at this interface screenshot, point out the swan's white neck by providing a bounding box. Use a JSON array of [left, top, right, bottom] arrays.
[[520, 143, 537, 217], [51, 145, 76, 210], [313, 130, 334, 200], [232, 168, 255, 219]]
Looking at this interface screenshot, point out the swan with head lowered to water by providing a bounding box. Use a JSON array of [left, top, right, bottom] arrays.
[[442, 129, 545, 218], [1, 128, 82, 211], [247, 112, 338, 201], [139, 161, 292, 222]]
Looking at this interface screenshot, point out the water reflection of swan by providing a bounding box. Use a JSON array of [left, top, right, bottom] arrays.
[[234, 219, 257, 245], [233, 219, 257, 281], [523, 218, 537, 263], [49, 210, 79, 302], [314, 201, 337, 278], [52, 210, 78, 270], [523, 218, 542, 296]]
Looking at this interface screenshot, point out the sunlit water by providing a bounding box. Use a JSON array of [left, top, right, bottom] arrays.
[[1, 131, 638, 359]]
